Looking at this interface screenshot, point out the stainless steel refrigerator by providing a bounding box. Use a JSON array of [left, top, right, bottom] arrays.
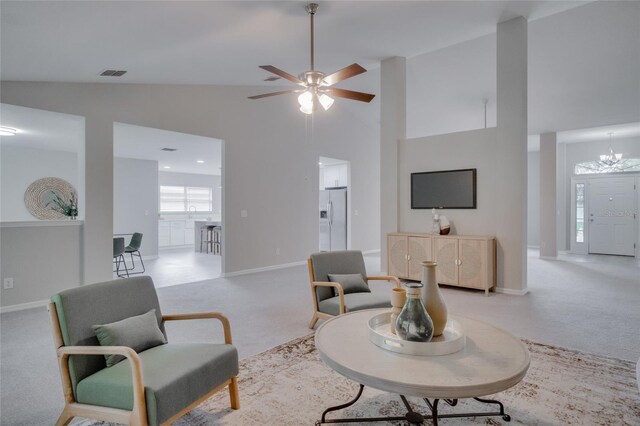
[[319, 188, 347, 251]]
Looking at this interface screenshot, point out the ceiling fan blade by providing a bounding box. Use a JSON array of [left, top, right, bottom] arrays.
[[322, 63, 367, 86], [326, 88, 375, 103], [248, 90, 299, 100], [259, 65, 305, 86]]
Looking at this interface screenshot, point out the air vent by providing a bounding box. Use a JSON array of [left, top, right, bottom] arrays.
[[264, 76, 281, 82], [161, 148, 178, 152], [99, 70, 127, 77]]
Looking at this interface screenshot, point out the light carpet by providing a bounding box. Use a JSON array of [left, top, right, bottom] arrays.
[[79, 334, 640, 425]]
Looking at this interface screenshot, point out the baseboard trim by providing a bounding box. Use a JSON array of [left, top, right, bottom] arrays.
[[141, 255, 159, 261], [362, 249, 381, 255], [0, 299, 49, 314], [527, 245, 540, 249], [222, 260, 307, 278], [495, 287, 529, 296], [539, 255, 558, 260]]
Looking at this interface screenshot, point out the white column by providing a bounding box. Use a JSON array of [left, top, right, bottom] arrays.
[[556, 142, 568, 251], [380, 57, 406, 273], [496, 17, 528, 293], [540, 132, 557, 258]]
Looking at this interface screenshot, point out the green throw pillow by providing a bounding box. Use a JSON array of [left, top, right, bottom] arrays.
[[92, 309, 167, 367], [328, 273, 371, 295]]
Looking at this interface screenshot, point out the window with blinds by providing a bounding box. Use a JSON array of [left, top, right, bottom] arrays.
[[160, 186, 212, 213]]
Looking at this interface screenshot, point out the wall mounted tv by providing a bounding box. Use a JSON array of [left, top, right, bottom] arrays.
[[411, 168, 477, 209]]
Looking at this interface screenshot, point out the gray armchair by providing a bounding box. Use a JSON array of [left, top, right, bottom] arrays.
[[307, 250, 401, 329], [49, 276, 239, 426]]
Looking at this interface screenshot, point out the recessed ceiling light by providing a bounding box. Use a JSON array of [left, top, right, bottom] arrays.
[[0, 127, 18, 136], [318, 162, 323, 165], [163, 166, 171, 169], [196, 160, 205, 164]]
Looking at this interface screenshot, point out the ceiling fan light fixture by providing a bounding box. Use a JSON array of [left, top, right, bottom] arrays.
[[298, 90, 314, 108], [248, 3, 375, 112], [319, 94, 334, 111]]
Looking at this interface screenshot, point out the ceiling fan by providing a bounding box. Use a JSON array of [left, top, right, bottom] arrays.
[[248, 3, 375, 114]]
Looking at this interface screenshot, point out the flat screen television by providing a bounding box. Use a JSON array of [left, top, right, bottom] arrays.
[[411, 168, 477, 209]]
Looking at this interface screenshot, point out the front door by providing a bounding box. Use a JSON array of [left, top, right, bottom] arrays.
[[588, 177, 635, 256]]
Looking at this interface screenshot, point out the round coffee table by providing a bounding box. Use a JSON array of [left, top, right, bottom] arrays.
[[315, 309, 530, 425]]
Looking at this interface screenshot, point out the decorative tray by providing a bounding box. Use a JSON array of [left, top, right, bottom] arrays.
[[367, 312, 465, 356]]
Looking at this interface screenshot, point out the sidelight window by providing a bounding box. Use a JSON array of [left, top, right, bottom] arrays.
[[575, 183, 585, 243]]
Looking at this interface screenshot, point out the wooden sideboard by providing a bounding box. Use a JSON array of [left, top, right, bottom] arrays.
[[387, 232, 496, 295]]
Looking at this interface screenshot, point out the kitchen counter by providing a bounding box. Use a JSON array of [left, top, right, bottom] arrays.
[[194, 220, 222, 252]]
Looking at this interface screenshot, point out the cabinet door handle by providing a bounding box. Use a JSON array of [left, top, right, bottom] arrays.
[[407, 255, 411, 261]]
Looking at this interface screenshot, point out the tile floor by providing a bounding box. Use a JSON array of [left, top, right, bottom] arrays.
[[114, 246, 221, 288]]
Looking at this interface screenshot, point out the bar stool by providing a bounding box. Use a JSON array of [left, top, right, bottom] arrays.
[[200, 225, 215, 253], [212, 226, 222, 255]]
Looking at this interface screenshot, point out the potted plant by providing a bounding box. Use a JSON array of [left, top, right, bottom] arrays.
[[47, 191, 78, 220]]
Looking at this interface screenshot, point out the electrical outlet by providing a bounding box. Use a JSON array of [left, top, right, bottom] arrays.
[[3, 278, 14, 289], [276, 248, 280, 256], [240, 210, 248, 218], [354, 210, 359, 216]]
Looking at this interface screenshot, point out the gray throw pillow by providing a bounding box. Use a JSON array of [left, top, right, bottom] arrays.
[[93, 309, 167, 367], [328, 273, 371, 295]]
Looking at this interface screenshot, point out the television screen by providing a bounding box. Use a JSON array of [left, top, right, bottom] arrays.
[[411, 169, 477, 209]]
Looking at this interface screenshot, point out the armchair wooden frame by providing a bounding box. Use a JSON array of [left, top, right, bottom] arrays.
[[50, 305, 240, 426], [307, 258, 401, 329]]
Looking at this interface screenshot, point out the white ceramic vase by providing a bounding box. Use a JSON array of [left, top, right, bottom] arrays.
[[420, 261, 447, 336]]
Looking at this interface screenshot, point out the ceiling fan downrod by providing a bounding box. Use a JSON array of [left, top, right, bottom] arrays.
[[306, 3, 318, 71]]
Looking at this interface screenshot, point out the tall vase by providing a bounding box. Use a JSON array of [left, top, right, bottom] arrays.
[[396, 283, 433, 342], [421, 261, 447, 337]]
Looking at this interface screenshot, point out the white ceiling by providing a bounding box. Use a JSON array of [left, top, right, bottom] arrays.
[[114, 123, 222, 175], [2, 1, 637, 141], [0, 103, 84, 152], [1, 1, 588, 85], [557, 122, 640, 144]]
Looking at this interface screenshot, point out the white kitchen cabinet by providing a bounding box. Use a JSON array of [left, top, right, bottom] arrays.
[[323, 164, 348, 188], [170, 221, 185, 246], [159, 222, 171, 247], [184, 220, 195, 244]]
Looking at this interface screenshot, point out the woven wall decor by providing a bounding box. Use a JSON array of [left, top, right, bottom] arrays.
[[24, 177, 77, 220]]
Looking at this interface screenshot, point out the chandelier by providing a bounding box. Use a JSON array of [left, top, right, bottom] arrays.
[[599, 133, 622, 166]]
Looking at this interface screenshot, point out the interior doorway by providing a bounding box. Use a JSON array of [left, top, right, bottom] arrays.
[[318, 156, 350, 251], [113, 123, 224, 287]]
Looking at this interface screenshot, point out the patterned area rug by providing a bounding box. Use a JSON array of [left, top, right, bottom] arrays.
[[80, 334, 640, 425]]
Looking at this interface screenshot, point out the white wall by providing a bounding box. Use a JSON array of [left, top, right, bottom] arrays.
[[159, 171, 221, 215], [407, 34, 496, 139], [0, 146, 79, 221], [113, 157, 159, 257], [0, 224, 82, 307], [0, 81, 380, 288], [527, 151, 540, 247], [399, 128, 497, 236]]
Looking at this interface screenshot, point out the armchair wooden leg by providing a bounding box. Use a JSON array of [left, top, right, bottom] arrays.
[[229, 376, 240, 410], [309, 314, 319, 329], [54, 407, 74, 426]]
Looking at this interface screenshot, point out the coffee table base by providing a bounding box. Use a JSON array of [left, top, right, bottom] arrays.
[[316, 384, 511, 425]]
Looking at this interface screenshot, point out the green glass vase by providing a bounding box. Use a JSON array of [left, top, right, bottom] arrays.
[[395, 283, 434, 342]]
